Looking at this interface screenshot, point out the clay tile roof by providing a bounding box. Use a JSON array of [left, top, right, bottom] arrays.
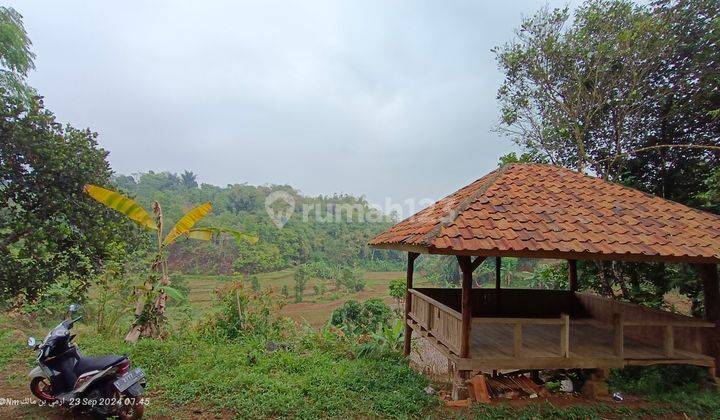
[[369, 164, 720, 263]]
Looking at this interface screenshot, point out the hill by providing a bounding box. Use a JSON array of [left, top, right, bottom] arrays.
[[112, 171, 404, 275]]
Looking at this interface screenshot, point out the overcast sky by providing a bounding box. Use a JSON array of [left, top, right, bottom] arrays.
[[10, 0, 568, 209]]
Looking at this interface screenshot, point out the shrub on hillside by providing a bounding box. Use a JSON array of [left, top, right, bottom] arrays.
[[329, 299, 391, 335], [200, 281, 290, 339], [336, 266, 365, 292]]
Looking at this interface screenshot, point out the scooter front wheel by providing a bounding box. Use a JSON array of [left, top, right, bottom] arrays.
[[29, 377, 56, 403]]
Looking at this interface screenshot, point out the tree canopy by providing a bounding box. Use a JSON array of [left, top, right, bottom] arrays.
[[494, 0, 720, 312]]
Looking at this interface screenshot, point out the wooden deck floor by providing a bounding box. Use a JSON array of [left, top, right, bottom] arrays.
[[469, 321, 711, 364]]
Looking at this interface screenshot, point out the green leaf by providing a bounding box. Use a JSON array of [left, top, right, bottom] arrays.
[[162, 286, 185, 301], [83, 184, 156, 230], [163, 202, 212, 245], [185, 227, 258, 244]]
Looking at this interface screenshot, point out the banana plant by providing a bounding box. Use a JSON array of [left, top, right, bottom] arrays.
[[84, 184, 257, 342]]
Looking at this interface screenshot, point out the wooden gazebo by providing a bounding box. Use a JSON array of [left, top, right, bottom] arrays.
[[369, 164, 720, 398]]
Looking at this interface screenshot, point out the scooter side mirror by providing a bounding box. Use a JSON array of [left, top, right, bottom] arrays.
[[68, 304, 80, 314], [27, 337, 36, 348]]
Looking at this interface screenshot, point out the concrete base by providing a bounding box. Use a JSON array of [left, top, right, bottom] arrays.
[[451, 365, 471, 400]]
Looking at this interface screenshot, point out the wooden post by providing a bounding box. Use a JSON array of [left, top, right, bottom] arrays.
[[612, 313, 623, 357], [663, 325, 674, 357], [403, 252, 419, 357], [697, 263, 719, 377], [457, 256, 473, 358], [495, 257, 501, 290], [560, 313, 570, 357], [568, 259, 578, 292], [513, 322, 522, 357]]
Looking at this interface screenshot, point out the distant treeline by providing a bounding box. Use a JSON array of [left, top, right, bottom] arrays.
[[113, 171, 405, 275]]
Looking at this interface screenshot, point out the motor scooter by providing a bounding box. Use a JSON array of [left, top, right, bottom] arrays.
[[27, 304, 146, 419]]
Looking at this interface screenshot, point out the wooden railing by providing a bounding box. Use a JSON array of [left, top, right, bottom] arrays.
[[408, 289, 463, 355], [472, 315, 572, 357], [604, 313, 715, 358], [576, 292, 715, 356]]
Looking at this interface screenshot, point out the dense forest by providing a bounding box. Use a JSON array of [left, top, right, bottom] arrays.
[[112, 171, 404, 275]]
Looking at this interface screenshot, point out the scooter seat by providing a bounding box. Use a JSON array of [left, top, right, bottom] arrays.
[[75, 355, 127, 375]]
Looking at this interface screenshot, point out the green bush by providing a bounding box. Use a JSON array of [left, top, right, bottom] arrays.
[[199, 281, 290, 340], [250, 275, 260, 292], [86, 265, 134, 335], [608, 365, 709, 395], [329, 299, 391, 335], [388, 278, 406, 312], [336, 266, 365, 292]]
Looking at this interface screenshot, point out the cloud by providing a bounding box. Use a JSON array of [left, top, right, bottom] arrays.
[[11, 0, 566, 208]]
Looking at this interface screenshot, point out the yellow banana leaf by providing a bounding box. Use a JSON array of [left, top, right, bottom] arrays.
[[185, 227, 258, 244], [83, 184, 156, 230], [163, 202, 212, 245]]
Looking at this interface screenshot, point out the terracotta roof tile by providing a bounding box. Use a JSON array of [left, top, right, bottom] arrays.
[[369, 164, 720, 263]]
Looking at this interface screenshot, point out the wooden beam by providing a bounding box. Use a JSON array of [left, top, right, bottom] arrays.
[[663, 325, 674, 357], [697, 264, 719, 376], [426, 246, 720, 265], [697, 264, 719, 322], [495, 257, 501, 290], [513, 322, 522, 357], [403, 252, 419, 357], [470, 256, 487, 272], [568, 259, 578, 292], [560, 313, 570, 357], [612, 313, 623, 357], [457, 256, 473, 358]]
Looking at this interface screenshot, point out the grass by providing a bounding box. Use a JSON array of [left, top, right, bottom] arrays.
[[174, 270, 429, 326], [70, 325, 438, 418], [3, 311, 720, 419], [3, 271, 720, 419]]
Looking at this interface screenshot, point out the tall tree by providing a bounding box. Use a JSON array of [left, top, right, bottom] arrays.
[[0, 7, 35, 100], [180, 170, 198, 189], [0, 8, 142, 301], [494, 0, 665, 178], [0, 94, 140, 300], [494, 0, 720, 309]]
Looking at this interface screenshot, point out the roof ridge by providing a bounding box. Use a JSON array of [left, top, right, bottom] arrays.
[[417, 164, 511, 246]]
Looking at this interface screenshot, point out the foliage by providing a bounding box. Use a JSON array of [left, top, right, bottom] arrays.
[[497, 151, 539, 166], [330, 299, 392, 335], [85, 260, 136, 335], [355, 318, 405, 359], [67, 326, 436, 419], [114, 172, 405, 275], [0, 92, 141, 302], [336, 265, 365, 292], [84, 184, 255, 341], [281, 285, 289, 298], [608, 365, 720, 417], [388, 278, 406, 310], [529, 263, 568, 290], [233, 239, 284, 275], [313, 281, 328, 297], [609, 365, 710, 396], [419, 255, 460, 286], [293, 264, 310, 302], [199, 281, 289, 340], [494, 0, 720, 309], [494, 0, 666, 175], [249, 275, 260, 292], [0, 7, 35, 100]]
